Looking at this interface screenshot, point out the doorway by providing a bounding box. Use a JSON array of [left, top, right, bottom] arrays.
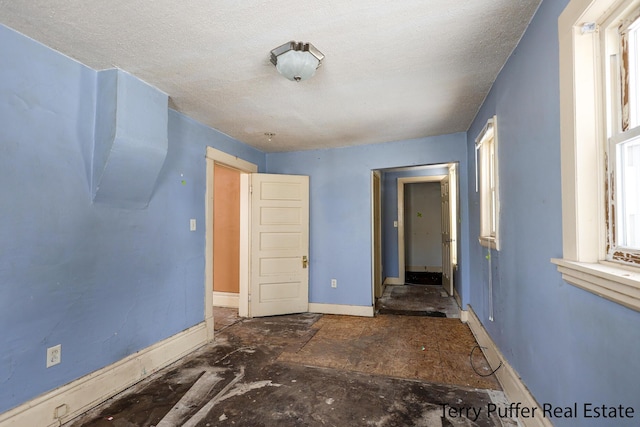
[[205, 147, 257, 337], [371, 163, 459, 315], [403, 181, 443, 285], [212, 163, 241, 308], [397, 175, 447, 288], [205, 148, 310, 331]]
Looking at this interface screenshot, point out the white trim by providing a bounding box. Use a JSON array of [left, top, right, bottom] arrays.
[[205, 147, 258, 321], [204, 155, 215, 339], [397, 175, 447, 285], [205, 147, 258, 173], [558, 0, 609, 262], [371, 171, 383, 303], [0, 323, 207, 427], [308, 303, 375, 317], [464, 307, 552, 427], [384, 277, 404, 285], [551, 258, 640, 311], [239, 174, 250, 318], [212, 291, 240, 308]]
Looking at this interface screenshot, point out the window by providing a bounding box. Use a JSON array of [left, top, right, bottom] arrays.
[[476, 116, 500, 250], [555, 0, 640, 312], [606, 8, 640, 263]]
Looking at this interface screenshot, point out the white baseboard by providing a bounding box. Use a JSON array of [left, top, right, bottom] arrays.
[[464, 307, 552, 427], [459, 307, 469, 323], [308, 303, 375, 317], [0, 322, 208, 427], [212, 291, 239, 308], [384, 277, 403, 285]]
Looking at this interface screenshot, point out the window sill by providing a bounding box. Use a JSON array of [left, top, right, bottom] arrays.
[[551, 258, 640, 312], [479, 236, 498, 250]]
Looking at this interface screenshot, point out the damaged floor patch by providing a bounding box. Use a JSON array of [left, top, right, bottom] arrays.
[[66, 310, 513, 427]]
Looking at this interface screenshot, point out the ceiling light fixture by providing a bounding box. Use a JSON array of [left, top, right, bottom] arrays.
[[270, 41, 324, 82], [264, 132, 276, 142]]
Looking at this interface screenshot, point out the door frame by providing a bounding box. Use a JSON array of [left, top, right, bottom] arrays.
[[440, 175, 453, 296], [371, 171, 383, 303], [396, 175, 447, 285], [205, 147, 257, 337]]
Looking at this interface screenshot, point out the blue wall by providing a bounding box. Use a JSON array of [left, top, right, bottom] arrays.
[[266, 134, 469, 307], [0, 25, 264, 412], [466, 1, 640, 425]]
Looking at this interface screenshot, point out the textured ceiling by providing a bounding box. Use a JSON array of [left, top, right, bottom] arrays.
[[0, 0, 541, 152]]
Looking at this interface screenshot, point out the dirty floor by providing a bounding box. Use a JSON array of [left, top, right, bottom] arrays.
[[66, 308, 515, 427], [376, 283, 461, 318]]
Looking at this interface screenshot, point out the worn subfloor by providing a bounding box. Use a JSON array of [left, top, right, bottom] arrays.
[[376, 284, 461, 318], [66, 308, 515, 427]]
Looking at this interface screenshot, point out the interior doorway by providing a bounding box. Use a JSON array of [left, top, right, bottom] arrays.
[[371, 163, 459, 315], [205, 148, 310, 329], [212, 163, 241, 307], [205, 147, 257, 337], [403, 180, 444, 286], [397, 175, 447, 287]]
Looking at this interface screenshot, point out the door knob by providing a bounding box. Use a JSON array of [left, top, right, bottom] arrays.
[[302, 256, 308, 268]]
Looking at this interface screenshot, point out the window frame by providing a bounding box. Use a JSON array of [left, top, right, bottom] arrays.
[[554, 0, 640, 312], [604, 6, 640, 263], [476, 115, 500, 250], [450, 163, 458, 266]]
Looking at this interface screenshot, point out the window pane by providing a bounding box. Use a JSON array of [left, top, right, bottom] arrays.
[[617, 136, 640, 249]]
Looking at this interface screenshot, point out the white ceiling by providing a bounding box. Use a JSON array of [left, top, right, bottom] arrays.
[[0, 0, 541, 152]]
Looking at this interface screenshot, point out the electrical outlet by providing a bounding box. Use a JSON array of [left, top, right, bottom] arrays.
[[47, 344, 61, 368], [190, 219, 196, 231], [331, 279, 337, 288]]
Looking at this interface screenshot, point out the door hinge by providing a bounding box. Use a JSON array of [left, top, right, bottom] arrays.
[[249, 185, 253, 194]]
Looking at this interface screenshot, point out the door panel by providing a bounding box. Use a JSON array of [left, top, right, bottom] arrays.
[[250, 174, 309, 317], [260, 207, 301, 224], [260, 233, 301, 250]]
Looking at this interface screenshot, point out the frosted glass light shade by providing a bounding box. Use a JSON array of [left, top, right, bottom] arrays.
[[276, 50, 320, 81], [270, 41, 324, 82]]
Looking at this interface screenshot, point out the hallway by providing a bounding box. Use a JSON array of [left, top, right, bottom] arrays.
[[66, 309, 515, 427]]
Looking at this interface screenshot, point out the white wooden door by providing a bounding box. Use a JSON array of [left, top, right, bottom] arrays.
[[441, 177, 453, 296], [250, 173, 309, 317]]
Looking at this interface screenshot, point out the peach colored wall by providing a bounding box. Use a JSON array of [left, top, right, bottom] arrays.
[[213, 164, 240, 293]]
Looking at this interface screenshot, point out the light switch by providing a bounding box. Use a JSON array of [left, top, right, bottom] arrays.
[[393, 221, 398, 228], [190, 219, 196, 231]]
